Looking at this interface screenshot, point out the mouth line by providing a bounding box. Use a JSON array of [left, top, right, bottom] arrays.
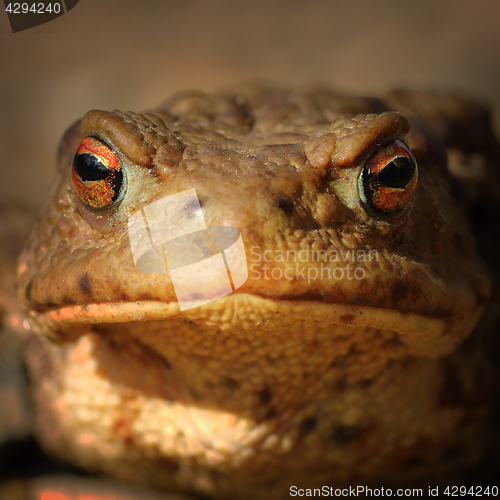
[[26, 293, 451, 340]]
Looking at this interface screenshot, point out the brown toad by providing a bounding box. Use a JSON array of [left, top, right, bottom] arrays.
[[14, 87, 500, 498]]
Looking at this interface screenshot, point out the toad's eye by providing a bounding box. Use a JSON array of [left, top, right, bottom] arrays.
[[358, 139, 418, 215], [72, 136, 124, 209]]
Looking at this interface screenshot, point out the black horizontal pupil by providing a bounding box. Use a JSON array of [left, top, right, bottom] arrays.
[[376, 157, 415, 189], [74, 153, 112, 181], [73, 151, 123, 204]]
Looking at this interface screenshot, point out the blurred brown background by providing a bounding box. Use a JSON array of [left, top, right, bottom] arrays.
[[1, 0, 500, 208]]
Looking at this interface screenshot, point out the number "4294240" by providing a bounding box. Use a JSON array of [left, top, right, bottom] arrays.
[[444, 485, 499, 497], [5, 3, 61, 14]]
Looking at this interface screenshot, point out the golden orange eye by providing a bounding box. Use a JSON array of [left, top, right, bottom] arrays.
[[358, 140, 418, 215], [72, 136, 124, 209]]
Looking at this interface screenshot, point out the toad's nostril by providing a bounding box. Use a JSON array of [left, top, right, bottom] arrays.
[[276, 196, 295, 215]]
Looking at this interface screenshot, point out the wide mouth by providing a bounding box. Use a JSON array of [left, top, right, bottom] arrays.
[[23, 292, 479, 358]]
